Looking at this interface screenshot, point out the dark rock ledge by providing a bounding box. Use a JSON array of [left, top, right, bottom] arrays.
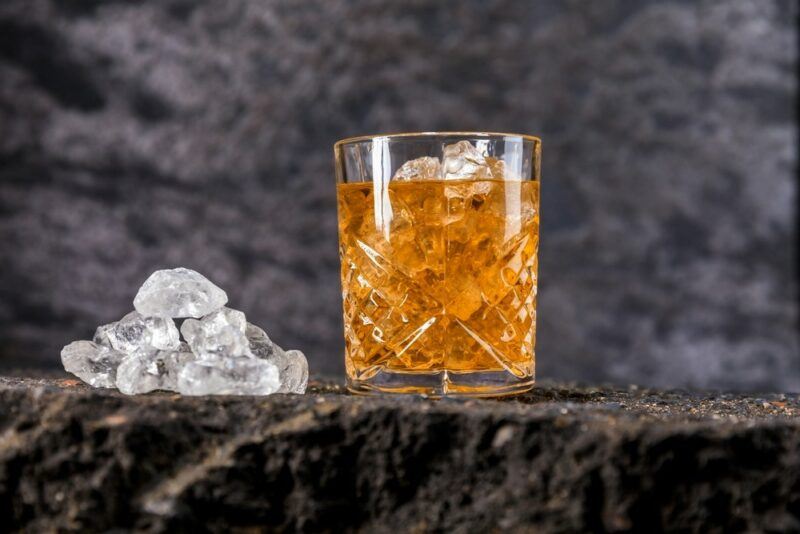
[[1, 377, 799, 532]]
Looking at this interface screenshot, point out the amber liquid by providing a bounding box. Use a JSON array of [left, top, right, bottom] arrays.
[[337, 179, 539, 395]]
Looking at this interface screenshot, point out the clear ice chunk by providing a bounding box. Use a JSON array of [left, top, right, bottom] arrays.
[[245, 323, 281, 358], [105, 311, 180, 355], [133, 267, 228, 318], [181, 307, 251, 359], [93, 323, 115, 347], [392, 156, 442, 181], [207, 306, 246, 333], [485, 156, 509, 179], [116, 343, 195, 395], [246, 323, 308, 394], [280, 350, 309, 394], [61, 340, 126, 388], [442, 141, 493, 180], [176, 358, 280, 396]]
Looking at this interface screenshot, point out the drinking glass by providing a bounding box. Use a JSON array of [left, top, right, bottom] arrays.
[[334, 132, 540, 396]]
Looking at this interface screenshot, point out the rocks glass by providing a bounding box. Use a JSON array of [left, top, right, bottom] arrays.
[[335, 132, 541, 396]]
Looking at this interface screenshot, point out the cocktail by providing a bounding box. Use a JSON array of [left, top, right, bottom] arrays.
[[335, 133, 540, 396]]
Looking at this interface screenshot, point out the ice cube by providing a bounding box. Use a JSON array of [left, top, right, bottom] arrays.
[[485, 156, 509, 180], [443, 176, 494, 204], [61, 340, 126, 388], [181, 307, 251, 359], [176, 358, 280, 396], [392, 156, 442, 181], [116, 343, 195, 395], [442, 141, 493, 180], [246, 323, 308, 393], [105, 311, 181, 355], [93, 323, 115, 347], [133, 267, 228, 318], [245, 322, 280, 356], [206, 306, 246, 333], [280, 350, 309, 394]]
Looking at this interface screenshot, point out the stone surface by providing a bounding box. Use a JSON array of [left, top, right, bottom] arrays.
[[134, 268, 228, 319], [0, 1, 796, 390], [1, 376, 799, 532]]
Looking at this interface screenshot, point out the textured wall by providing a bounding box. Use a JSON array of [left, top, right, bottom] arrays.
[[0, 0, 797, 389]]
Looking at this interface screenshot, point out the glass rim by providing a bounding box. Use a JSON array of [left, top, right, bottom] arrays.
[[334, 131, 541, 149]]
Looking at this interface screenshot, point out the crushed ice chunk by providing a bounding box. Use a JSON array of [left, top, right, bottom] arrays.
[[134, 267, 228, 318], [485, 156, 509, 180], [181, 307, 250, 359], [116, 343, 195, 395], [442, 141, 493, 180], [106, 311, 180, 354], [208, 306, 246, 333], [392, 156, 442, 181], [176, 358, 280, 396], [93, 323, 115, 347], [61, 340, 126, 388], [246, 323, 308, 393], [245, 323, 281, 358], [281, 350, 309, 394], [444, 177, 495, 201]]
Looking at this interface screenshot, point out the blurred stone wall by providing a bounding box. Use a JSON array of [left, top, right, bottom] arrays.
[[0, 0, 797, 389]]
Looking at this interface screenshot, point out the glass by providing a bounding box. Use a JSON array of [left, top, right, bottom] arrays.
[[334, 132, 541, 397]]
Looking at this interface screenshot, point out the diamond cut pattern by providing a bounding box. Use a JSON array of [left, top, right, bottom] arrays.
[[338, 180, 538, 380]]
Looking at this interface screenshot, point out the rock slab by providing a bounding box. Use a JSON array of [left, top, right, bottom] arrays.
[[1, 376, 799, 532]]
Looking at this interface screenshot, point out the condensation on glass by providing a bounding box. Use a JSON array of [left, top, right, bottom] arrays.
[[335, 132, 541, 397]]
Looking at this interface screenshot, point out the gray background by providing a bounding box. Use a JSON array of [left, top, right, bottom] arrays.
[[0, 0, 797, 390]]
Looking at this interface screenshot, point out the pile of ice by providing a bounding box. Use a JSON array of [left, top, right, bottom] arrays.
[[61, 268, 308, 396]]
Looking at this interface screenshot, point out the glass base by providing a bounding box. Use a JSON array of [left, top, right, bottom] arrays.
[[347, 369, 534, 398]]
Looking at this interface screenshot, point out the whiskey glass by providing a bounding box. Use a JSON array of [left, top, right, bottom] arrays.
[[335, 132, 540, 396]]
